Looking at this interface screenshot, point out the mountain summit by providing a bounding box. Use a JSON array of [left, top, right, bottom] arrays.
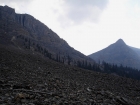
[[88, 39, 140, 69], [115, 39, 126, 45]]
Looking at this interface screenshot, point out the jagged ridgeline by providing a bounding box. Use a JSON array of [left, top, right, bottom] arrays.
[[0, 5, 97, 68]]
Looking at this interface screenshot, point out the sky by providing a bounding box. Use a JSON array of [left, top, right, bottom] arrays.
[[0, 0, 140, 55]]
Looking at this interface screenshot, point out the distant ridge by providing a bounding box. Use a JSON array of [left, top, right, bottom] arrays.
[[88, 39, 140, 69]]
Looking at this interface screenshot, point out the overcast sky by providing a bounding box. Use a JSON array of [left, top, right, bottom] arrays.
[[1, 0, 140, 55]]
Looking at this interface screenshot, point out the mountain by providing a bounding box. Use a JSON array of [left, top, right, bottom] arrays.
[[0, 5, 140, 104], [0, 42, 140, 105], [129, 46, 140, 57], [0, 5, 94, 66], [88, 39, 140, 69]]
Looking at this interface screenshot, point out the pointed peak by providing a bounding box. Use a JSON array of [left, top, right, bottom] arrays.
[[117, 38, 124, 42], [115, 39, 126, 45]]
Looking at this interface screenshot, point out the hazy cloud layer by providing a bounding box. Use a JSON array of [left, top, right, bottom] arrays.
[[65, 0, 108, 9], [0, 0, 32, 13], [59, 0, 109, 25], [0, 0, 32, 3]]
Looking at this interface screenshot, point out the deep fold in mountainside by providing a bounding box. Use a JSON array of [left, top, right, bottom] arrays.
[[89, 39, 140, 69], [0, 5, 94, 66]]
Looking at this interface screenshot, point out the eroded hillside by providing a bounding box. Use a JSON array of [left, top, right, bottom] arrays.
[[0, 45, 140, 105]]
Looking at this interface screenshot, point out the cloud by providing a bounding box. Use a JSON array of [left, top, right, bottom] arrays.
[[0, 0, 32, 4], [0, 0, 32, 13], [3, 0, 140, 55], [65, 0, 108, 10], [58, 0, 109, 25]]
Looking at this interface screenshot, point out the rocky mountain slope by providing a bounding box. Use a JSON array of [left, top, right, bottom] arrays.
[[0, 5, 94, 66], [0, 45, 140, 105], [88, 39, 140, 69], [130, 46, 140, 57], [1, 5, 140, 104]]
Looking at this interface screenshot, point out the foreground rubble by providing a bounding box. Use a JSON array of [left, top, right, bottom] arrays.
[[0, 46, 140, 105]]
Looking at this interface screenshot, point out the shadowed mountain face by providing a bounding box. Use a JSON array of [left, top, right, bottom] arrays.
[[88, 39, 140, 69], [0, 5, 94, 65], [129, 46, 140, 57]]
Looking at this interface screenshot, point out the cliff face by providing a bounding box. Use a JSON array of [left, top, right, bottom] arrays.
[[0, 5, 94, 65], [0, 6, 61, 42]]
